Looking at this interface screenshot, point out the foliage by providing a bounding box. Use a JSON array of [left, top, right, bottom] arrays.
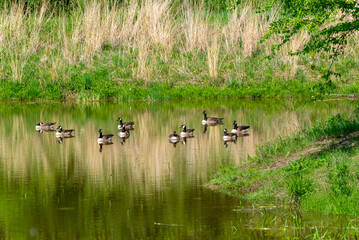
[[259, 0, 359, 94], [328, 161, 352, 196], [261, 0, 359, 58], [285, 161, 314, 203]]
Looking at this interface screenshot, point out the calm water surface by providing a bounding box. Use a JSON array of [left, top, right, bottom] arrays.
[[0, 99, 357, 239]]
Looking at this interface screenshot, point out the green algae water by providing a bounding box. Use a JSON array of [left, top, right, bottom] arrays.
[[0, 99, 357, 239]]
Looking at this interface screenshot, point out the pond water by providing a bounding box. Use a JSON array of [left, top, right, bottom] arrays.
[[0, 99, 357, 239]]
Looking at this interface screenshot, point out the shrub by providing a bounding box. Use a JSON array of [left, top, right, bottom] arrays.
[[328, 161, 353, 197], [285, 161, 314, 203]]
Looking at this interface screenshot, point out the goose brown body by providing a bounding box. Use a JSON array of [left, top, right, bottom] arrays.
[[36, 122, 56, 131], [231, 121, 250, 135], [202, 111, 223, 125], [180, 125, 195, 137], [117, 117, 134, 130], [97, 129, 114, 143], [56, 126, 74, 138]]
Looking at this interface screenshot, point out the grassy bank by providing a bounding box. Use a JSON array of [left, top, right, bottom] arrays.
[[210, 107, 359, 216], [1, 0, 359, 101], [0, 72, 335, 101]]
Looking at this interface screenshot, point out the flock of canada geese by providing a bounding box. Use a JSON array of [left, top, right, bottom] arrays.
[[35, 110, 250, 148], [168, 110, 250, 146]]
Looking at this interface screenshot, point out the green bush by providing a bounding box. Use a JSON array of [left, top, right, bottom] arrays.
[[328, 161, 353, 197], [285, 161, 314, 203]]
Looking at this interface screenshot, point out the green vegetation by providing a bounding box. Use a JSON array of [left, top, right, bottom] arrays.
[[260, 0, 359, 90], [210, 107, 359, 216], [262, 0, 359, 59], [0, 0, 359, 101]]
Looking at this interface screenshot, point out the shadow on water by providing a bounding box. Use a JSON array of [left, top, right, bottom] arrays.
[[0, 99, 357, 238]]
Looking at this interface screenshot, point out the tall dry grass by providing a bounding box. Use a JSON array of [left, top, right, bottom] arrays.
[[0, 0, 313, 83]]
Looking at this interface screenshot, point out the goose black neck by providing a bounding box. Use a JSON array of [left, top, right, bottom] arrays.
[[203, 113, 207, 120], [182, 126, 187, 132], [119, 119, 123, 125], [233, 122, 238, 129], [99, 132, 103, 138]]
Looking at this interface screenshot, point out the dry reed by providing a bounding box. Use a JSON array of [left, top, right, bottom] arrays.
[[0, 0, 326, 83]]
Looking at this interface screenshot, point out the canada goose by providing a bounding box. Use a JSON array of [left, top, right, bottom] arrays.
[[168, 131, 180, 142], [36, 122, 56, 131], [231, 121, 250, 135], [202, 111, 223, 125], [168, 131, 180, 147], [117, 117, 134, 130], [56, 126, 74, 138], [223, 128, 237, 141], [118, 127, 130, 138], [97, 129, 114, 143], [179, 124, 195, 138]]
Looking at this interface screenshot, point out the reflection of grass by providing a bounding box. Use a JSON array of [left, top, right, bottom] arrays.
[[211, 107, 359, 217], [0, 101, 355, 238]]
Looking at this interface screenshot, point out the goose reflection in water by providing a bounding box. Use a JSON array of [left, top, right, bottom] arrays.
[[37, 129, 55, 133], [119, 137, 127, 145], [168, 140, 180, 147], [181, 136, 194, 145], [202, 122, 223, 134], [56, 136, 75, 144], [223, 141, 237, 148], [99, 142, 113, 152]]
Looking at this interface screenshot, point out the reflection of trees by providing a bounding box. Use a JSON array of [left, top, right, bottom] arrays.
[[0, 100, 354, 238]]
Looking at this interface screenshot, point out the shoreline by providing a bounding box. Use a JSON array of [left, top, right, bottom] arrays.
[[209, 108, 359, 216], [0, 80, 358, 102]]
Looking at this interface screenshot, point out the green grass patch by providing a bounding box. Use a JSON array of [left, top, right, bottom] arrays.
[[210, 107, 359, 216]]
